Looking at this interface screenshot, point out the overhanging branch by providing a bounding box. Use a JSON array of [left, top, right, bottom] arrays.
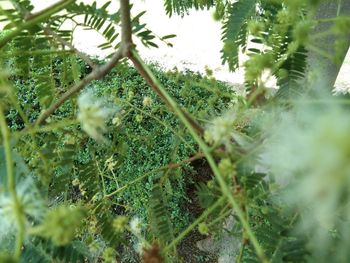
[[0, 0, 75, 49], [35, 0, 133, 125]]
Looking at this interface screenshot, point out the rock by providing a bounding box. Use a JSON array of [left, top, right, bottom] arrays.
[[196, 213, 241, 263]]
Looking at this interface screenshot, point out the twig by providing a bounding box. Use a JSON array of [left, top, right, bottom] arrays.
[[0, 0, 75, 49], [167, 152, 205, 169], [164, 196, 226, 253], [237, 236, 247, 263], [121, 0, 197, 135], [35, 48, 124, 125], [43, 26, 97, 69], [128, 51, 204, 135], [35, 0, 133, 125], [105, 152, 205, 198], [128, 49, 267, 262], [24, 0, 72, 20]]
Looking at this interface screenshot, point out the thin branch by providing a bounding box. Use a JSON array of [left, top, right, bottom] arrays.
[[0, 0, 75, 49], [24, 0, 73, 20], [105, 152, 205, 198], [128, 50, 204, 135], [43, 26, 97, 69], [128, 49, 267, 262], [35, 0, 134, 125], [167, 152, 205, 169], [237, 236, 247, 263], [35, 48, 124, 125], [164, 196, 226, 253]]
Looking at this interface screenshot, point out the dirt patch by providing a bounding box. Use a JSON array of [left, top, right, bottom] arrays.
[[176, 159, 216, 262], [177, 231, 216, 263]]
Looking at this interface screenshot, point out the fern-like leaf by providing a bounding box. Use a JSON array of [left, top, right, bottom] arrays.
[[275, 47, 308, 98], [221, 0, 257, 71], [242, 206, 309, 263], [149, 183, 174, 246], [21, 238, 90, 263], [164, 0, 215, 17]]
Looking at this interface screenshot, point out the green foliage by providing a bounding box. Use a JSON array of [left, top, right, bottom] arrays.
[[1, 51, 233, 261], [0, 0, 350, 262], [149, 183, 174, 246], [164, 0, 215, 17], [221, 0, 257, 71], [275, 46, 308, 98], [21, 238, 89, 263], [31, 206, 86, 246]]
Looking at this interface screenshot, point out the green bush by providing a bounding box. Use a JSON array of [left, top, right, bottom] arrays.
[[3, 55, 234, 260]]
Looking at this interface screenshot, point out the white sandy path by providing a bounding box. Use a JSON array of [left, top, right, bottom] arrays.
[[69, 0, 246, 85], [1, 0, 349, 90]]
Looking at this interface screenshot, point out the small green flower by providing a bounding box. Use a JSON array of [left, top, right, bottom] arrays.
[[103, 247, 116, 263], [72, 178, 80, 186], [128, 90, 135, 101], [113, 216, 128, 233], [142, 96, 153, 107], [207, 180, 215, 189], [105, 155, 117, 172], [204, 112, 236, 148], [218, 158, 235, 178], [198, 223, 209, 235], [135, 114, 143, 123], [248, 21, 265, 36], [293, 21, 313, 45], [112, 116, 122, 127], [244, 53, 274, 82]]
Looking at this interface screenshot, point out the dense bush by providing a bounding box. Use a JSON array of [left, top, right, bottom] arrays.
[[2, 52, 235, 261], [1, 0, 350, 262]]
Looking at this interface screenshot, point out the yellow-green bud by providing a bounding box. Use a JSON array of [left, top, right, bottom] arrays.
[[113, 216, 128, 233], [198, 223, 209, 235]]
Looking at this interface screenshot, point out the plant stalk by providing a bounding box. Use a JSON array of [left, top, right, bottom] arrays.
[[0, 105, 25, 260], [129, 49, 268, 262]]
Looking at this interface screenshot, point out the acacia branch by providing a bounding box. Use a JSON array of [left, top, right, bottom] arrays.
[[43, 26, 97, 69], [35, 48, 124, 125], [105, 152, 205, 199], [128, 50, 204, 135], [120, 0, 204, 135], [24, 0, 73, 20], [127, 48, 267, 262], [35, 0, 133, 125], [0, 0, 75, 49], [5, 0, 266, 260]]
